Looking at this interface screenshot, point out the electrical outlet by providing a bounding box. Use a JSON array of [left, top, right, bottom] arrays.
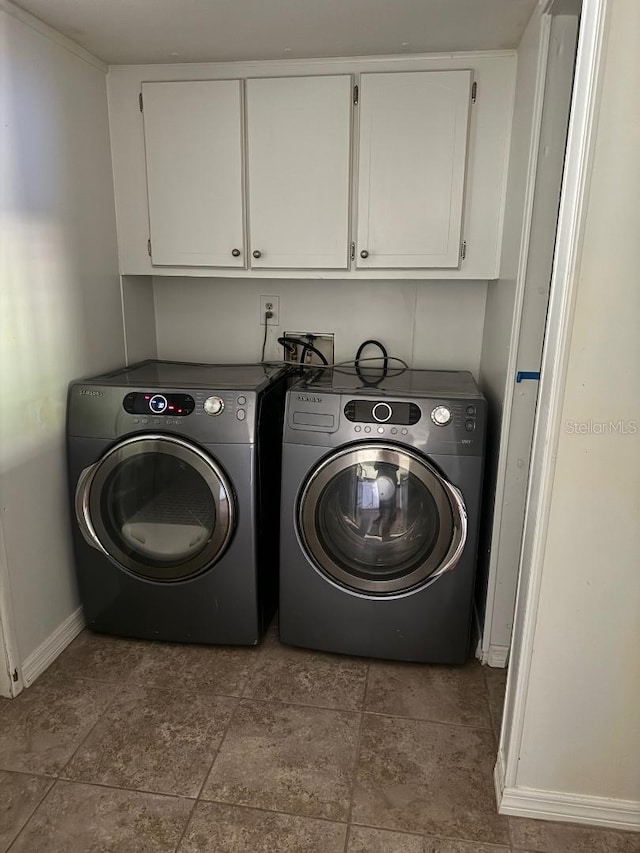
[[259, 295, 279, 325], [283, 332, 334, 366]]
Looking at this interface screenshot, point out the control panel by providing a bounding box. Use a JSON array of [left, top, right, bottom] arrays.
[[285, 390, 485, 455], [123, 392, 195, 416]]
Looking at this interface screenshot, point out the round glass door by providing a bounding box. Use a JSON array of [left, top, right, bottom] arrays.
[[298, 443, 467, 595], [76, 434, 235, 581]]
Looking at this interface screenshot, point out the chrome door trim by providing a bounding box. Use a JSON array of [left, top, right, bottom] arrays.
[[298, 442, 468, 595], [79, 433, 235, 580], [75, 463, 109, 555], [429, 476, 467, 583]]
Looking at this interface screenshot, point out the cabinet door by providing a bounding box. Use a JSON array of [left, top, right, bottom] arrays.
[[246, 76, 352, 269], [356, 71, 472, 269], [142, 80, 245, 267]]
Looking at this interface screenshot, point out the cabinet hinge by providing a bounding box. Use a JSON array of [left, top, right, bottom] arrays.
[[147, 238, 152, 257], [12, 668, 18, 683], [461, 240, 467, 260], [139, 92, 143, 112], [353, 85, 359, 105], [471, 81, 477, 103], [350, 242, 355, 261]]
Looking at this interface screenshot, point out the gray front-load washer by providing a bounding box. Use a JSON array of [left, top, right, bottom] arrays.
[[67, 360, 289, 645], [279, 366, 486, 663]]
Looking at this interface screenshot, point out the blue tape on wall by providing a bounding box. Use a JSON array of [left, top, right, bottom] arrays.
[[516, 371, 541, 383]]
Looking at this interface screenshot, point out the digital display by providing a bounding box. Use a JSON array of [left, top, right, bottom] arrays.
[[123, 392, 195, 416], [343, 400, 421, 425]]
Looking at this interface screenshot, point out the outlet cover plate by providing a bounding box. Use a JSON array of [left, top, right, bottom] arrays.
[[260, 295, 279, 325]]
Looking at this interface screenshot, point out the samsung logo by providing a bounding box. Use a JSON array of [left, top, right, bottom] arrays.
[[296, 394, 323, 403], [78, 389, 104, 397]]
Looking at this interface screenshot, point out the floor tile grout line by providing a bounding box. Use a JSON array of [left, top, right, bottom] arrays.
[[170, 792, 201, 853], [342, 661, 371, 853], [362, 708, 495, 732], [54, 679, 125, 780], [194, 691, 246, 805], [0, 674, 125, 784], [4, 776, 56, 853], [57, 690, 242, 800], [350, 817, 514, 849], [186, 793, 352, 828], [223, 691, 367, 715], [0, 766, 57, 781], [23, 775, 199, 802]]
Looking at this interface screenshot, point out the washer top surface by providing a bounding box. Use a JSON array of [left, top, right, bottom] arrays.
[[292, 366, 483, 400], [87, 360, 288, 391]]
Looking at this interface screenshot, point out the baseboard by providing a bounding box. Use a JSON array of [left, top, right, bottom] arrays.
[[22, 606, 85, 687], [487, 643, 509, 668], [494, 746, 506, 805], [498, 783, 640, 832], [472, 602, 483, 661]]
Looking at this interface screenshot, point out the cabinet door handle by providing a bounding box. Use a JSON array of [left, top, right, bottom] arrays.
[[231, 248, 241, 258], [252, 250, 262, 259], [360, 249, 369, 259]]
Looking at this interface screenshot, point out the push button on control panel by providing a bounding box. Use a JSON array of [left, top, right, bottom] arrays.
[[465, 419, 476, 432], [236, 409, 246, 421], [237, 395, 247, 405]]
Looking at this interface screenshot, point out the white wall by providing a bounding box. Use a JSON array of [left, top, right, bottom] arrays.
[[0, 4, 125, 669], [475, 6, 548, 655], [513, 0, 640, 810], [153, 278, 488, 374]]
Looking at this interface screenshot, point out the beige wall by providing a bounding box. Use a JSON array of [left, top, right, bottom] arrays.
[[515, 0, 640, 804], [153, 278, 488, 375], [0, 6, 125, 665]]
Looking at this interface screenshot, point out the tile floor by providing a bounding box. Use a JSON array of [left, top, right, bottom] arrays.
[[1, 623, 638, 852]]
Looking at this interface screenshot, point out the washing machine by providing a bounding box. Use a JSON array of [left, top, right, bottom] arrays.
[[279, 366, 486, 663], [67, 360, 289, 645]]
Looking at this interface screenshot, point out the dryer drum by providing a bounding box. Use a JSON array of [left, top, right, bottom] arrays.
[[297, 443, 467, 595], [75, 434, 235, 581]]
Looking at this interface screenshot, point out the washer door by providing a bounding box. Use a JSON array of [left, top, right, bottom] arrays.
[[298, 443, 467, 595], [75, 434, 235, 581]]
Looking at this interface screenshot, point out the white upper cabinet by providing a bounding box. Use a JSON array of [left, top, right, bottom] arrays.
[[142, 80, 245, 267], [246, 76, 352, 269], [109, 55, 515, 278], [356, 71, 472, 269]]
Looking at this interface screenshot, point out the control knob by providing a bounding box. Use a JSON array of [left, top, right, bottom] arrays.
[[204, 396, 225, 416], [431, 405, 452, 426]]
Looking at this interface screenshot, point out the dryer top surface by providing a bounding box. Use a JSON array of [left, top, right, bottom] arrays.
[[293, 366, 484, 401], [83, 360, 289, 392]]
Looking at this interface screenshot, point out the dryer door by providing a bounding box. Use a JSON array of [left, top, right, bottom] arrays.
[[75, 434, 235, 581], [298, 443, 467, 595]]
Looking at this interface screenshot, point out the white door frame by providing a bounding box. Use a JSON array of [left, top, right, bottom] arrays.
[[496, 0, 610, 813], [0, 516, 23, 697]]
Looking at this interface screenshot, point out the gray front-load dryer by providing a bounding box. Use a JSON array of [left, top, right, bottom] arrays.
[[279, 366, 486, 663], [67, 360, 289, 645]]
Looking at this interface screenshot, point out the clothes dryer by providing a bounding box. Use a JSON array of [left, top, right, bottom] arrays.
[[279, 366, 486, 663], [67, 360, 289, 644]]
